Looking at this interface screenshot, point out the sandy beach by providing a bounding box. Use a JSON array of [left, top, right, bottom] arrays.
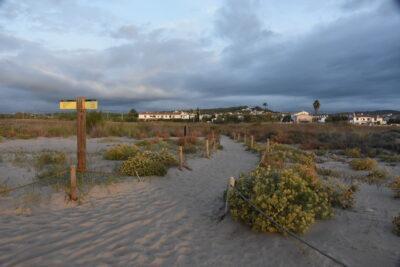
[[0, 137, 399, 266]]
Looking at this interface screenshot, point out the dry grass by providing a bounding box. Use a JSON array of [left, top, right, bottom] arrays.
[[220, 123, 400, 153], [0, 119, 214, 139]]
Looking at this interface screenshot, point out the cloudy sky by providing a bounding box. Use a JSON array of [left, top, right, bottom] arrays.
[[0, 0, 399, 113]]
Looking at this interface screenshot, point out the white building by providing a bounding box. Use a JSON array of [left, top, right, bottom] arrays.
[[291, 111, 313, 123], [350, 113, 386, 125], [138, 111, 193, 121]]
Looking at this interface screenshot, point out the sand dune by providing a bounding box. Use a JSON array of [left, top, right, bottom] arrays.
[[0, 137, 399, 266]]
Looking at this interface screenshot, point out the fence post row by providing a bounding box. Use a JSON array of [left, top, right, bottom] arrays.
[[70, 165, 78, 201]]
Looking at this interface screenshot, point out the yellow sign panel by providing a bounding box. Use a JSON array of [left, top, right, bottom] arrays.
[[59, 100, 98, 110]]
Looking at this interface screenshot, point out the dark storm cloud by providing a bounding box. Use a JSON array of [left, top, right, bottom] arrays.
[[183, 0, 400, 109], [0, 0, 399, 112]]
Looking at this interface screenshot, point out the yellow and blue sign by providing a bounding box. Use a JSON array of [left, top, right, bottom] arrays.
[[59, 99, 98, 110]]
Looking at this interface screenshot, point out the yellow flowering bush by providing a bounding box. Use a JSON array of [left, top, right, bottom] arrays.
[[119, 149, 177, 177], [229, 166, 333, 234]]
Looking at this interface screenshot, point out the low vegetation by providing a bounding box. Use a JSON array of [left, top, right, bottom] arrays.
[[393, 214, 400, 236], [321, 178, 358, 209], [34, 151, 68, 182], [344, 148, 361, 158], [363, 168, 389, 186], [350, 158, 377, 171], [228, 142, 357, 234], [35, 151, 66, 169], [389, 177, 400, 198], [103, 144, 140, 160], [220, 123, 400, 154], [0, 183, 10, 197], [316, 167, 340, 177], [119, 150, 178, 177], [229, 166, 333, 234]]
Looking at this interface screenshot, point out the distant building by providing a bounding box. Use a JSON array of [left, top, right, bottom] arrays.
[[314, 114, 328, 123], [349, 113, 386, 125], [138, 111, 193, 121], [292, 111, 313, 123]]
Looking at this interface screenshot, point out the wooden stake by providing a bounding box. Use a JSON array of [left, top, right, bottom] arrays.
[[70, 165, 77, 201], [225, 177, 236, 214], [244, 134, 247, 145], [179, 146, 184, 170], [266, 138, 270, 153], [250, 135, 254, 149], [205, 139, 210, 158], [77, 97, 86, 173], [237, 133, 241, 142], [211, 130, 216, 151]]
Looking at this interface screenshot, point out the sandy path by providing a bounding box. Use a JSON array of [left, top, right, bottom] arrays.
[[0, 137, 399, 266]]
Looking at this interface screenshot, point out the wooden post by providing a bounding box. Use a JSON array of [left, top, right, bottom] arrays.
[[184, 125, 188, 137], [225, 177, 236, 214], [250, 135, 254, 149], [237, 133, 241, 142], [205, 139, 210, 158], [76, 97, 86, 173], [244, 134, 247, 145], [266, 138, 270, 153], [179, 146, 184, 170], [212, 131, 216, 151], [70, 165, 77, 201]]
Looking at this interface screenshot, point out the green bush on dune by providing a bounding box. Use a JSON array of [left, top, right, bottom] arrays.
[[228, 143, 360, 235], [104, 144, 140, 160], [119, 149, 178, 177], [350, 158, 377, 171]]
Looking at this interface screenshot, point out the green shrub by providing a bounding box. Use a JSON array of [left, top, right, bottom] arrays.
[[389, 177, 400, 198], [87, 111, 104, 133], [379, 154, 400, 163], [0, 183, 10, 197], [228, 166, 333, 234], [321, 178, 358, 209], [316, 167, 340, 177], [364, 168, 389, 185], [345, 148, 361, 158], [350, 158, 377, 171], [183, 143, 198, 154], [142, 149, 178, 167], [119, 150, 177, 177], [314, 149, 328, 156], [393, 215, 400, 236], [120, 153, 167, 177], [35, 151, 66, 170], [104, 145, 139, 160]]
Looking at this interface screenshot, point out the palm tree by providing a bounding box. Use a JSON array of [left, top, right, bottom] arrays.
[[313, 100, 320, 115], [262, 102, 268, 112]]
